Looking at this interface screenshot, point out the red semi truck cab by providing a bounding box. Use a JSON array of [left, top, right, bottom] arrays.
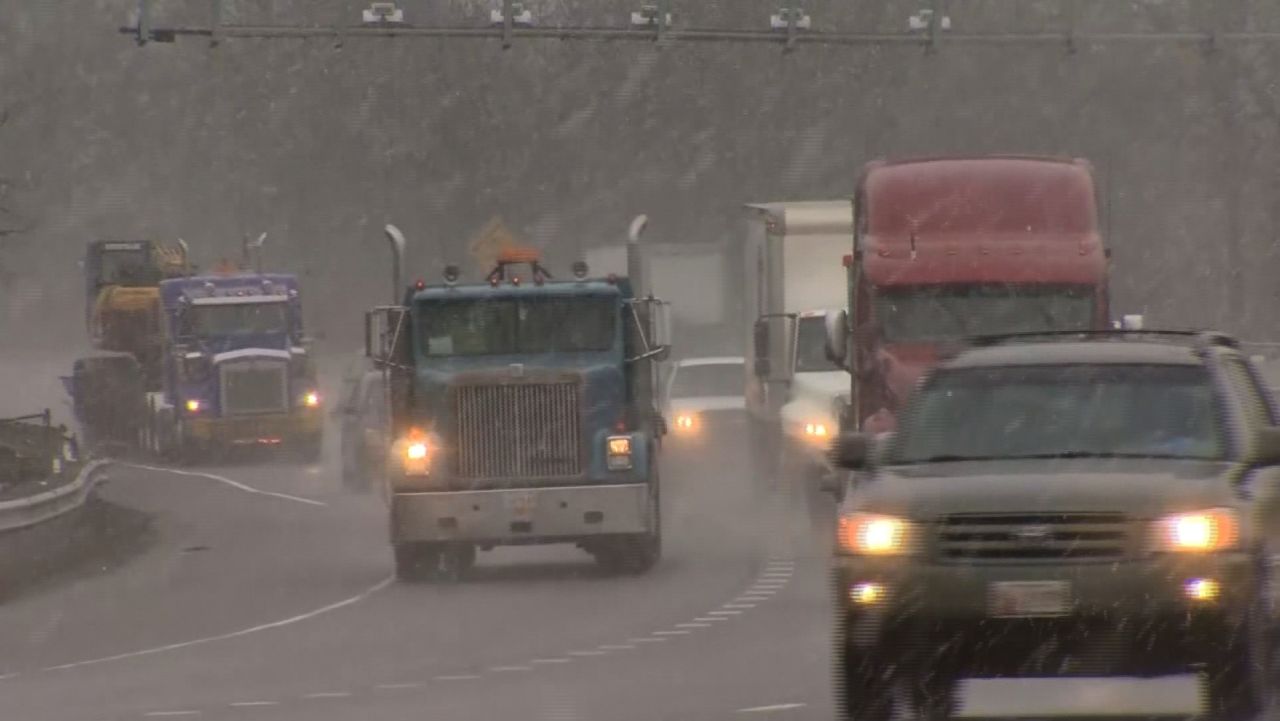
[[831, 156, 1112, 432]]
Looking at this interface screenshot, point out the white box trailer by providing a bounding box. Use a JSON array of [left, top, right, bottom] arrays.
[[741, 200, 852, 490], [584, 241, 734, 356]]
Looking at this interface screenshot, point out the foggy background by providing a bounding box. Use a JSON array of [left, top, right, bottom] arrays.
[[3, 0, 1280, 352]]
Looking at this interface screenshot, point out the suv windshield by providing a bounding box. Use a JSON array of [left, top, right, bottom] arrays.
[[875, 284, 1095, 343], [418, 296, 616, 357], [893, 363, 1223, 463], [669, 363, 743, 399]]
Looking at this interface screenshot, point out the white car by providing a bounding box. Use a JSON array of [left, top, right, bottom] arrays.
[[662, 356, 746, 444]]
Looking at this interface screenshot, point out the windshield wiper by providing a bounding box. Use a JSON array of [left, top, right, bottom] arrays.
[[897, 454, 1006, 465]]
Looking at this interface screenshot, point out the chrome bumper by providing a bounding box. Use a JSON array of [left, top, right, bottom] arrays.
[[390, 483, 654, 544]]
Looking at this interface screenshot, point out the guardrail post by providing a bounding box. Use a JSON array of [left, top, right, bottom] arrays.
[[502, 0, 514, 49]]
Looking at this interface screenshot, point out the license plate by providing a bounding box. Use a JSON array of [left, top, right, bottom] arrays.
[[503, 491, 537, 518], [989, 581, 1071, 618]]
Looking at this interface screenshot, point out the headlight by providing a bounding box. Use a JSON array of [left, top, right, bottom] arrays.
[[837, 513, 917, 555], [804, 421, 830, 438], [607, 435, 633, 470], [302, 391, 321, 408], [398, 429, 434, 477], [1151, 508, 1240, 552], [185, 399, 202, 413], [674, 413, 698, 432]]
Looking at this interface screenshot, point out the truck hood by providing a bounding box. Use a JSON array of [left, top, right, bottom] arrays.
[[192, 333, 291, 357], [854, 458, 1239, 520]]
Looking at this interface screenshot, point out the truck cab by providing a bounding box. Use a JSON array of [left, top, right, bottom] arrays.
[[146, 272, 323, 461], [826, 156, 1113, 436], [370, 249, 670, 580]]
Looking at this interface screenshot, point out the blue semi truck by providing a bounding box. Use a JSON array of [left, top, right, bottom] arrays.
[[368, 226, 670, 580], [139, 271, 324, 462]]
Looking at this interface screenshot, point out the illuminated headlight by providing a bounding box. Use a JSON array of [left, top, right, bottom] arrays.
[[398, 430, 434, 477], [1151, 508, 1240, 553], [607, 435, 633, 470], [185, 399, 202, 413], [674, 413, 697, 432], [302, 391, 321, 408], [838, 513, 917, 556], [803, 420, 831, 444]]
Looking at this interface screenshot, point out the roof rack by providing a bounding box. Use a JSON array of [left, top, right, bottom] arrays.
[[967, 330, 1240, 351]]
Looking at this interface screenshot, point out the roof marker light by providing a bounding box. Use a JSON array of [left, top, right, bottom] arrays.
[[443, 265, 461, 285], [572, 261, 589, 279], [414, 279, 426, 291]]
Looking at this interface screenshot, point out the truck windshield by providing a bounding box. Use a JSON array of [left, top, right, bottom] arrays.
[[892, 364, 1223, 463], [418, 296, 616, 357], [795, 315, 842, 372], [669, 363, 744, 399], [98, 249, 157, 286], [874, 284, 1094, 343], [182, 301, 290, 336]]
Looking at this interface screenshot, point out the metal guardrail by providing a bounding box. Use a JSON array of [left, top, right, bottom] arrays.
[[0, 411, 105, 534]]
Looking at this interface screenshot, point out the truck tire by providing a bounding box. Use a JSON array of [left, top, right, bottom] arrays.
[[292, 435, 323, 464], [597, 533, 660, 575], [394, 543, 475, 583]]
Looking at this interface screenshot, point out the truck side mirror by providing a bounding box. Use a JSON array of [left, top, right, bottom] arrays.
[[824, 309, 849, 369], [829, 432, 875, 471], [754, 314, 797, 383]]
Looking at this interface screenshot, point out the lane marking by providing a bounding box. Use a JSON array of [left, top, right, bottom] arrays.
[[0, 673, 18, 681], [568, 650, 607, 657], [652, 630, 690, 636], [629, 637, 666, 643], [694, 617, 728, 622], [434, 674, 481, 681], [127, 464, 327, 507], [677, 623, 711, 628], [303, 692, 351, 699], [45, 576, 393, 671], [531, 658, 571, 664], [144, 712, 201, 718], [736, 702, 807, 714], [489, 666, 532, 672], [723, 603, 756, 609], [376, 682, 423, 689], [229, 701, 279, 707], [598, 644, 635, 650], [709, 610, 742, 616]]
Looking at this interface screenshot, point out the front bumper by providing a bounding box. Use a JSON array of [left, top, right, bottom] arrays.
[[834, 553, 1255, 674], [185, 411, 323, 445], [391, 482, 654, 544]]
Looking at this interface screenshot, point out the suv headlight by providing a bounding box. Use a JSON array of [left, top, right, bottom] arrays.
[[1150, 508, 1240, 552], [837, 513, 918, 555]]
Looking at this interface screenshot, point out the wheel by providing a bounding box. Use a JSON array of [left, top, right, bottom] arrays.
[[1204, 590, 1273, 720], [596, 533, 660, 575], [394, 543, 475, 583], [292, 435, 323, 464], [837, 643, 896, 721]]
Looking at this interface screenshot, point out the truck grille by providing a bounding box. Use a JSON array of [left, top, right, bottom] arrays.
[[937, 513, 1129, 562], [455, 382, 582, 480], [220, 360, 288, 415]]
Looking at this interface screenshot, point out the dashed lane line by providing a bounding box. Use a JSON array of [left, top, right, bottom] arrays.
[[676, 623, 711, 629], [143, 712, 201, 718], [44, 576, 394, 671], [376, 682, 424, 689], [629, 637, 667, 643], [599, 644, 635, 650], [302, 692, 351, 699], [709, 610, 742, 616], [531, 658, 572, 664], [489, 666, 533, 673], [229, 701, 279, 707], [126, 464, 326, 507], [694, 617, 728, 622], [736, 702, 807, 714], [568, 650, 607, 657], [652, 630, 691, 636], [433, 675, 482, 681]]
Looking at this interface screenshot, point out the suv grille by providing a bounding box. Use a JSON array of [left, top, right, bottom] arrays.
[[455, 382, 582, 480], [938, 513, 1129, 562], [220, 360, 288, 415]]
